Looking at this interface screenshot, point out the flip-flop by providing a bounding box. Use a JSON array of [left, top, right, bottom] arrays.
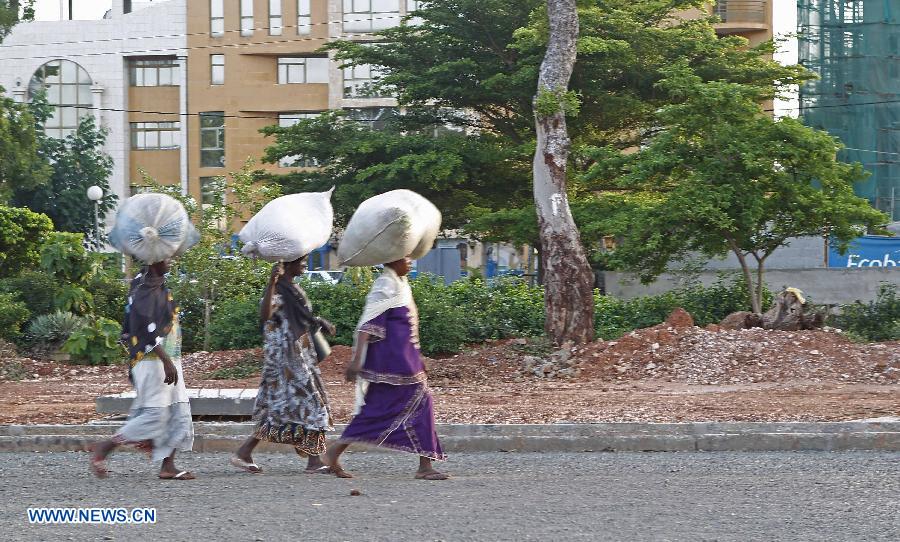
[[415, 471, 449, 480], [230, 456, 263, 474], [159, 471, 195, 480], [304, 465, 333, 475]]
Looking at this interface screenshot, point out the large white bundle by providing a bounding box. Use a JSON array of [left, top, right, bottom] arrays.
[[338, 190, 441, 266], [239, 189, 334, 262], [109, 193, 200, 264]]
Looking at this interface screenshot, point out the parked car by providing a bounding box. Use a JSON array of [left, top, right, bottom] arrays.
[[300, 270, 344, 285]]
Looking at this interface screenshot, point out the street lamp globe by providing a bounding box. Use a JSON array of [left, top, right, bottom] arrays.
[[87, 185, 103, 201]]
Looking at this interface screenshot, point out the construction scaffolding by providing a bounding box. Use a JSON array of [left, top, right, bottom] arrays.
[[799, 0, 900, 221]]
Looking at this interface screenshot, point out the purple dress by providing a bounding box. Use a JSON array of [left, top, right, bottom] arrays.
[[338, 304, 445, 460]]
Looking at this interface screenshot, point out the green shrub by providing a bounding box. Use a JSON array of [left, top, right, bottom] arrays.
[[0, 205, 54, 278], [303, 281, 368, 347], [85, 268, 128, 325], [62, 317, 123, 365], [411, 276, 469, 355], [833, 284, 900, 342], [0, 271, 60, 318], [26, 311, 85, 348], [0, 293, 30, 342], [446, 278, 544, 341], [208, 298, 262, 351]]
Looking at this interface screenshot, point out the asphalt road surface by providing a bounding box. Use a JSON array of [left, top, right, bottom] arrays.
[[1, 451, 897, 541]]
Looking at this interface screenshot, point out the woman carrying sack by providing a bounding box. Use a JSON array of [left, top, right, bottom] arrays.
[[231, 257, 336, 474]]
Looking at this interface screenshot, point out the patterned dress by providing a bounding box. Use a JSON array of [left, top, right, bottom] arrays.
[[252, 287, 332, 455]]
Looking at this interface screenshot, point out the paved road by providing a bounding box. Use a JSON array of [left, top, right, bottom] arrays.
[[1, 451, 897, 541]]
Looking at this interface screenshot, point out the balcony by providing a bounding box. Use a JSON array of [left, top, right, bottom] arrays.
[[713, 1, 769, 34]]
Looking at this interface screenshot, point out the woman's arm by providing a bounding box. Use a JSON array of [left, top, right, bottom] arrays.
[[154, 345, 178, 385], [260, 264, 284, 326], [345, 331, 370, 382]]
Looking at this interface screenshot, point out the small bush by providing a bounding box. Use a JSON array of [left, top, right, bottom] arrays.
[[411, 276, 469, 355], [62, 317, 123, 365], [208, 298, 262, 351], [0, 293, 30, 342], [0, 271, 61, 319], [86, 271, 128, 326], [26, 311, 85, 349], [833, 284, 900, 342]]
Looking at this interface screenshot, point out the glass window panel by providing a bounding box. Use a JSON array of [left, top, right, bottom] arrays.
[[146, 131, 159, 148], [211, 0, 224, 17], [288, 64, 304, 82], [270, 17, 283, 35], [212, 66, 224, 84], [201, 150, 225, 168], [44, 64, 60, 84], [211, 18, 224, 36], [78, 84, 92, 104], [77, 66, 92, 84], [59, 129, 74, 140], [158, 68, 172, 86], [61, 107, 77, 127], [145, 68, 158, 87], [61, 60, 77, 81], [160, 131, 173, 148], [372, 0, 398, 12], [60, 84, 76, 104], [355, 0, 371, 11], [298, 15, 311, 34], [242, 16, 254, 35], [47, 107, 60, 127], [270, 0, 282, 16], [278, 64, 287, 84], [241, 0, 253, 16], [201, 129, 219, 148], [201, 112, 224, 128], [299, 0, 310, 14]]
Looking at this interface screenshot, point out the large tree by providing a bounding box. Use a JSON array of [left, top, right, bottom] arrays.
[[0, 92, 51, 200], [263, 1, 805, 217], [585, 69, 889, 313], [0, 0, 33, 42], [532, 0, 594, 343], [13, 116, 117, 248]]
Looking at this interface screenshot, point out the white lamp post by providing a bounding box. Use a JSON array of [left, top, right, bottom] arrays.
[[87, 185, 103, 247]]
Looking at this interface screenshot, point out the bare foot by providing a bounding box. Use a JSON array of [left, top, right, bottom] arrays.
[[415, 469, 449, 480], [321, 449, 353, 478]]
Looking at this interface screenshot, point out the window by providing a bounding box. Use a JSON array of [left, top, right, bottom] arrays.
[[211, 54, 225, 85], [277, 57, 329, 84], [278, 112, 321, 167], [28, 59, 93, 140], [129, 58, 179, 87], [269, 0, 283, 35], [200, 112, 225, 168], [343, 63, 387, 97], [241, 0, 254, 36], [131, 121, 180, 150], [130, 184, 152, 196], [344, 107, 396, 130], [406, 0, 424, 25], [210, 0, 224, 36], [343, 0, 400, 33], [298, 0, 311, 35]]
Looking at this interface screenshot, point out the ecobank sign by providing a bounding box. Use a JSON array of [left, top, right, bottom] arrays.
[[828, 236, 900, 268]]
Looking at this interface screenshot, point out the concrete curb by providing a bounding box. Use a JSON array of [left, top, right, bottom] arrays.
[[1, 421, 899, 453]]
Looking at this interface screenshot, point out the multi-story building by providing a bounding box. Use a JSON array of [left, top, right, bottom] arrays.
[[0, 0, 187, 205]]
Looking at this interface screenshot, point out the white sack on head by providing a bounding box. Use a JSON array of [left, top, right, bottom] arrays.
[[338, 189, 442, 266], [109, 193, 199, 264], [239, 188, 334, 262]]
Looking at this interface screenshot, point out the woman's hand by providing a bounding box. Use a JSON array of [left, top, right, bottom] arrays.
[[162, 359, 178, 385], [270, 262, 285, 283], [344, 364, 360, 383]]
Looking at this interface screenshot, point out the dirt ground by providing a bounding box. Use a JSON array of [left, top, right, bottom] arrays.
[[0, 318, 897, 425]]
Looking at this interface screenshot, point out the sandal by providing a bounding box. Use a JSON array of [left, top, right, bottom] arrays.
[[230, 455, 263, 474], [325, 465, 353, 479], [159, 471, 195, 480]]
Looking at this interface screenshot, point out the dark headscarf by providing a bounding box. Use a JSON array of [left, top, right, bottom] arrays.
[[123, 266, 177, 363], [273, 277, 317, 341]]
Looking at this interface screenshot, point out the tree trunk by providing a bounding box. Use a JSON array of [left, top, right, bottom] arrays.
[[533, 0, 594, 345], [728, 241, 761, 314]]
